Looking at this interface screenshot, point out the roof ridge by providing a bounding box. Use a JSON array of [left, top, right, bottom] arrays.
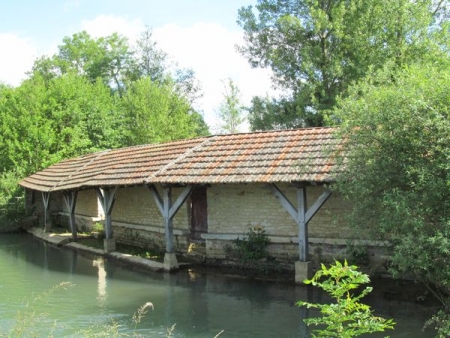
[[51, 149, 111, 191], [214, 126, 334, 137], [145, 136, 217, 183]]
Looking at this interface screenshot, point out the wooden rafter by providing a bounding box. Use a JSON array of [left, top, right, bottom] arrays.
[[96, 187, 117, 239], [269, 183, 332, 261], [147, 184, 193, 254], [63, 190, 78, 240], [41, 192, 50, 232]]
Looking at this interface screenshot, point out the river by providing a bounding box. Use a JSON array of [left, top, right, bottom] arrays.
[[0, 232, 438, 337]]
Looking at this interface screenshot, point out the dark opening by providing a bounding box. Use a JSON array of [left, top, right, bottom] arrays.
[[190, 186, 208, 242]]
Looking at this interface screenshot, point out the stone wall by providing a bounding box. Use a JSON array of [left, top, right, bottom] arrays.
[[25, 189, 64, 227], [30, 182, 388, 268], [207, 183, 349, 238], [110, 186, 191, 251], [74, 189, 99, 217], [204, 183, 363, 264], [111, 186, 190, 230], [207, 183, 348, 233]]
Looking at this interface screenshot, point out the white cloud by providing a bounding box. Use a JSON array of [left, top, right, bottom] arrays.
[[63, 1, 80, 13], [81, 15, 145, 41], [0, 33, 37, 86], [153, 22, 277, 131], [77, 16, 279, 131]]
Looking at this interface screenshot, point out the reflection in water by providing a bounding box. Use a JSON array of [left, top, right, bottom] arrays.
[[0, 233, 439, 337], [93, 257, 107, 307], [298, 286, 312, 337]]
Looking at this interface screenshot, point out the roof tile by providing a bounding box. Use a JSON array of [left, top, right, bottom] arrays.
[[20, 128, 341, 192]]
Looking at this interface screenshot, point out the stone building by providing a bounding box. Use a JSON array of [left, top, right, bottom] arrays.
[[20, 127, 357, 282]]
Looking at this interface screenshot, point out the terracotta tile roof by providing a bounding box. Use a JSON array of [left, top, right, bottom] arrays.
[[20, 127, 341, 192]]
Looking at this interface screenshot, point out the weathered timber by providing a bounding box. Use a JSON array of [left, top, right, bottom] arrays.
[[63, 190, 78, 241], [268, 184, 332, 261], [42, 192, 50, 232], [147, 184, 193, 254], [96, 187, 117, 240]]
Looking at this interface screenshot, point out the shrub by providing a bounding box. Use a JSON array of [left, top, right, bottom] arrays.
[[297, 260, 395, 337], [228, 226, 271, 263]]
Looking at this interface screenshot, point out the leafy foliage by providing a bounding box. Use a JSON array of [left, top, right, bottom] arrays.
[[217, 78, 245, 134], [0, 29, 209, 227], [298, 261, 395, 337], [238, 0, 449, 130], [332, 63, 450, 298], [121, 77, 206, 145], [228, 226, 271, 262], [423, 309, 450, 338]]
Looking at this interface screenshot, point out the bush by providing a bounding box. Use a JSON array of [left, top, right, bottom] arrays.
[[297, 260, 395, 337], [227, 226, 271, 263], [0, 171, 28, 231]]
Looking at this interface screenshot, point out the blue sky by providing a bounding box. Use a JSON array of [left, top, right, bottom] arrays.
[[0, 0, 276, 131]]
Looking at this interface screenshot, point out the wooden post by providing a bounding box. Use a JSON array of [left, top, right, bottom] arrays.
[[269, 183, 332, 262], [163, 187, 174, 253], [147, 184, 193, 270], [96, 187, 117, 252], [269, 183, 331, 283], [41, 192, 50, 232], [298, 187, 307, 261], [63, 190, 78, 241]]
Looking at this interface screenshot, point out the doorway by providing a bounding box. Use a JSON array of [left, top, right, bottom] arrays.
[[190, 186, 208, 242]]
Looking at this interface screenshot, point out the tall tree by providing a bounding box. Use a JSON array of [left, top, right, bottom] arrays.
[[0, 72, 120, 175], [131, 28, 169, 84], [332, 63, 450, 330], [131, 27, 203, 104], [216, 78, 245, 134], [238, 0, 449, 130], [1, 30, 210, 226], [33, 31, 134, 96], [120, 77, 208, 145]]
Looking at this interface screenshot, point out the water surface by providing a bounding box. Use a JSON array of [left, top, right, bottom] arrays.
[[0, 233, 437, 337]]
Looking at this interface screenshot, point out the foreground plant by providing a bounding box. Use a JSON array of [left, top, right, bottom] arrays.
[[4, 282, 73, 338], [297, 260, 395, 337]]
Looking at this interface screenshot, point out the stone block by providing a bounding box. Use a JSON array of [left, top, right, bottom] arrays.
[[103, 238, 116, 253], [163, 252, 179, 271], [295, 261, 313, 284]]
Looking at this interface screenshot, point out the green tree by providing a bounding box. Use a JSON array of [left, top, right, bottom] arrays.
[[0, 72, 120, 175], [332, 63, 450, 333], [238, 0, 448, 130], [120, 77, 207, 145], [33, 31, 134, 96], [1, 29, 210, 227], [33, 29, 204, 108], [217, 78, 245, 134], [0, 72, 121, 227], [127, 27, 203, 105], [131, 28, 170, 84]]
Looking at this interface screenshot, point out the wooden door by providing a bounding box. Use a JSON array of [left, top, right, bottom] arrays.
[[190, 186, 208, 242]]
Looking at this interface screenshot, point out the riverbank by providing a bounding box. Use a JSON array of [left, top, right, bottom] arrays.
[[15, 226, 443, 313], [26, 227, 168, 273], [24, 226, 295, 282]]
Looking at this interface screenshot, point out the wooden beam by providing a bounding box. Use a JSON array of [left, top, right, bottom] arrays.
[[63, 191, 78, 241], [147, 184, 194, 255], [96, 187, 117, 239], [268, 184, 298, 221], [163, 187, 174, 253], [298, 187, 308, 261], [305, 190, 332, 224], [42, 192, 50, 232], [269, 183, 332, 262], [147, 184, 164, 216], [169, 185, 193, 220]]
